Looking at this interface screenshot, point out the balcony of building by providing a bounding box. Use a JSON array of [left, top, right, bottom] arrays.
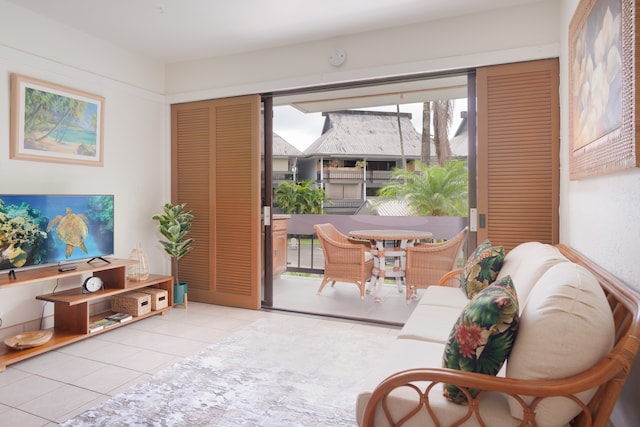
[[269, 214, 468, 326]]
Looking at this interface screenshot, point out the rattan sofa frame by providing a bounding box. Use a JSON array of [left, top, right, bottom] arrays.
[[361, 244, 640, 427]]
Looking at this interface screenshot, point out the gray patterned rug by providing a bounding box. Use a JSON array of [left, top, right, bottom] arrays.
[[61, 317, 396, 427]]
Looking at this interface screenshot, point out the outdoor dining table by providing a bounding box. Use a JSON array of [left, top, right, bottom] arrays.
[[348, 229, 433, 302]]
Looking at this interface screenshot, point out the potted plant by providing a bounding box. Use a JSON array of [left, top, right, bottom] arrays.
[[152, 203, 194, 304]]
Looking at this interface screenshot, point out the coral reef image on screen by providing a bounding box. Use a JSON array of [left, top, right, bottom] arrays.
[[0, 195, 114, 270]]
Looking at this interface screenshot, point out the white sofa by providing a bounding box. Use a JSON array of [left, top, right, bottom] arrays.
[[356, 242, 640, 427]]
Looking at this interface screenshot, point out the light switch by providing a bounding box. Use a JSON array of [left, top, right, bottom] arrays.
[[469, 208, 478, 231]]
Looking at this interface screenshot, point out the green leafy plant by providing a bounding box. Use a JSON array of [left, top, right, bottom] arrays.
[[274, 180, 330, 214], [152, 203, 194, 286], [377, 160, 468, 216]]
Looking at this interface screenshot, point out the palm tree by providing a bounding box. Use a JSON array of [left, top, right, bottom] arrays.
[[377, 160, 468, 216], [396, 104, 406, 168], [421, 101, 432, 165], [421, 99, 454, 166], [433, 100, 453, 166]]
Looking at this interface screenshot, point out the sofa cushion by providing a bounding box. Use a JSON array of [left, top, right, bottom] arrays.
[[398, 304, 463, 344], [460, 240, 505, 299], [442, 276, 519, 403], [496, 242, 568, 309], [506, 262, 615, 427], [417, 285, 469, 309], [356, 338, 521, 427]]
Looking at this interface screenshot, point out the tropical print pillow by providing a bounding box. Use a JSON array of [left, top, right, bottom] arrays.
[[442, 275, 519, 404], [460, 240, 505, 299]]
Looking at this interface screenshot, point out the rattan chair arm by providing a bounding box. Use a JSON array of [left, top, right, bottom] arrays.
[[437, 269, 463, 286], [325, 239, 367, 250], [320, 238, 369, 264], [348, 236, 371, 245], [412, 240, 457, 251]]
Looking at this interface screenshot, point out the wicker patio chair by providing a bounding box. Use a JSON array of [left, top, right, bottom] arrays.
[[404, 226, 469, 303], [313, 223, 374, 299]]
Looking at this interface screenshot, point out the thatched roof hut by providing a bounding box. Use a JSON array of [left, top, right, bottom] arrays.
[[449, 116, 468, 158], [273, 133, 304, 158], [304, 110, 423, 159]]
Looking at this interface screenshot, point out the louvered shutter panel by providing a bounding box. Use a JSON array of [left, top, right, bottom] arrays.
[[213, 101, 261, 305], [172, 105, 211, 298], [477, 59, 559, 251], [171, 95, 261, 309]]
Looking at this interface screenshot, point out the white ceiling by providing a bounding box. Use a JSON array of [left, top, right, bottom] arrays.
[[6, 0, 546, 65], [281, 75, 469, 112]]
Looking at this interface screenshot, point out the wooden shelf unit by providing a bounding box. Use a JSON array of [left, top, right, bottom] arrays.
[[0, 259, 173, 371]]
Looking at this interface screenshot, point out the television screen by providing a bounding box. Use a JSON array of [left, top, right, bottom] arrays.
[[0, 194, 114, 271]]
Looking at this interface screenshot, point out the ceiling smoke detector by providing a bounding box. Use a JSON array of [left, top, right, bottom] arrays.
[[328, 48, 347, 67]]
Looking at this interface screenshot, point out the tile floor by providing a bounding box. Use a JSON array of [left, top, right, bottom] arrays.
[[0, 302, 397, 426], [272, 274, 421, 325]]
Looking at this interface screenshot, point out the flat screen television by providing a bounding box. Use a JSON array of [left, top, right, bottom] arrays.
[[0, 194, 114, 272]]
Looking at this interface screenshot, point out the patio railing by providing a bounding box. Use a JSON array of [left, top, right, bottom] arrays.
[[319, 169, 394, 183]]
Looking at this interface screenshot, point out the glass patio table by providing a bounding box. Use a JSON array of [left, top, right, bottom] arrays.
[[348, 229, 433, 302]]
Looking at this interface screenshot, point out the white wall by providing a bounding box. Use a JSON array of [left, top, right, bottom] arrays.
[[559, 2, 640, 426], [166, 1, 560, 102], [559, 0, 640, 293], [0, 8, 170, 336], [0, 0, 164, 93], [272, 158, 289, 172]]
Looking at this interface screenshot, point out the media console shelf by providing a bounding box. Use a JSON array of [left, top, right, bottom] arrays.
[[0, 259, 173, 371]]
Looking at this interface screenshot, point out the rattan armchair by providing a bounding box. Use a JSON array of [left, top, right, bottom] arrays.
[[404, 226, 469, 303], [314, 223, 374, 299]]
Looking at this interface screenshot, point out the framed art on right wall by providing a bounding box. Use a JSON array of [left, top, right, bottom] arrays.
[[569, 0, 638, 179]]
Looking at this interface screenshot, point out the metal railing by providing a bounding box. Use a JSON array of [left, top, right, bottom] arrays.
[[286, 234, 324, 274], [324, 199, 363, 209], [272, 171, 293, 184], [319, 169, 393, 182]]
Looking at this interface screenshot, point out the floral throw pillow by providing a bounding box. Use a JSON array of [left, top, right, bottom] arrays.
[[460, 240, 505, 299], [442, 275, 519, 404]]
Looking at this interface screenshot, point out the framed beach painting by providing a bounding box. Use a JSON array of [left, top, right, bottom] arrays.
[[10, 74, 105, 166], [569, 0, 638, 179]]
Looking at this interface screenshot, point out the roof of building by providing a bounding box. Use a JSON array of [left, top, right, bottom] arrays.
[[449, 116, 468, 158], [355, 198, 413, 216], [273, 132, 304, 157], [303, 110, 423, 159]]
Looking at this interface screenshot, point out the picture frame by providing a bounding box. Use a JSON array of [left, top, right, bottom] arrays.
[[10, 73, 105, 167], [569, 0, 638, 179]]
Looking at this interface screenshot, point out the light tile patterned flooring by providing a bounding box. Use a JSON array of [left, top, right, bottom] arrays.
[[0, 302, 397, 426]]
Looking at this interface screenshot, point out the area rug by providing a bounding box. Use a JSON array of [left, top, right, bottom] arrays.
[[60, 318, 396, 427]]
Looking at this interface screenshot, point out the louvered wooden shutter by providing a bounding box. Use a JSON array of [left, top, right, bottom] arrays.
[[171, 95, 262, 309], [172, 103, 211, 299], [477, 59, 559, 251]]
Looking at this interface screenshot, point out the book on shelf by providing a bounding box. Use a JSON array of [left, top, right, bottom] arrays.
[[89, 318, 119, 332], [88, 322, 104, 333], [106, 312, 133, 323]]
